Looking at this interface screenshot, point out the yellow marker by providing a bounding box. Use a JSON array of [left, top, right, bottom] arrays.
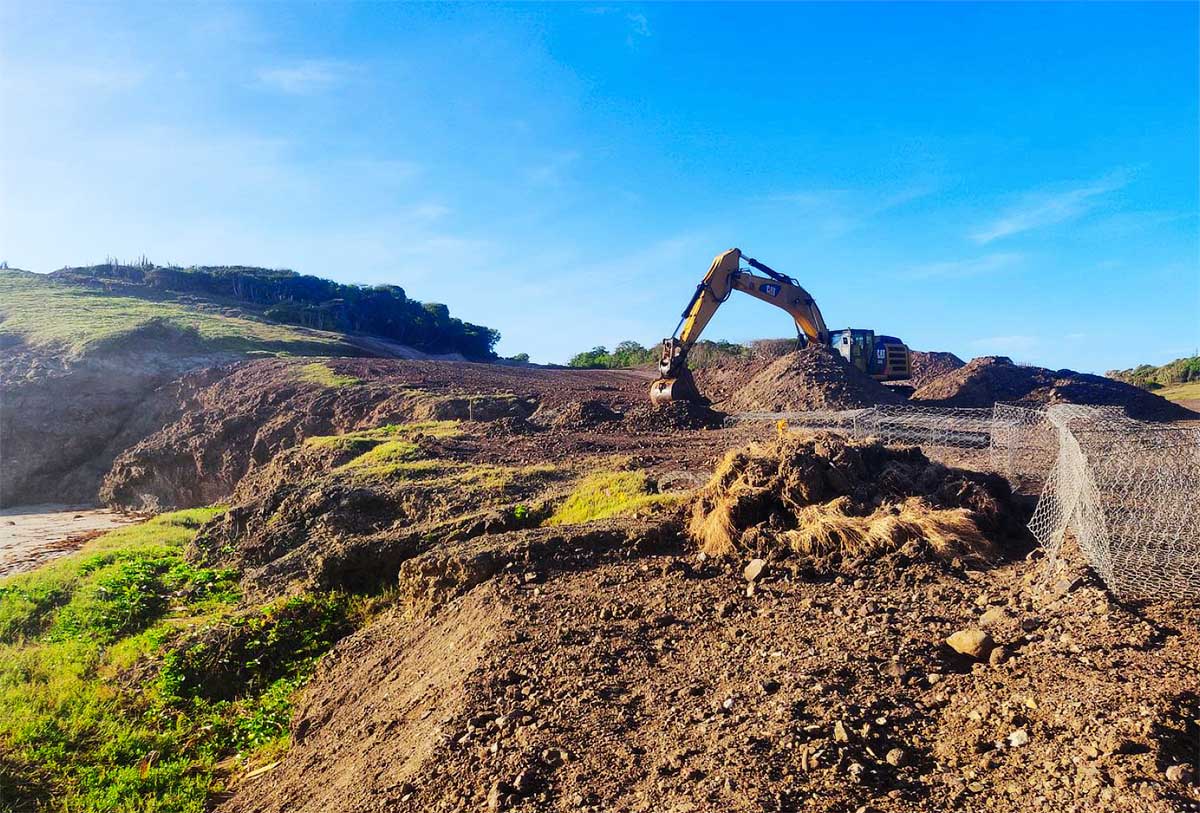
[[776, 418, 789, 437]]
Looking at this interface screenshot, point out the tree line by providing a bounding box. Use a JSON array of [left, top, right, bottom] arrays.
[[55, 262, 501, 359]]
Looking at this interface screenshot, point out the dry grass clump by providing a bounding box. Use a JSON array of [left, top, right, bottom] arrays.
[[688, 432, 1017, 568]]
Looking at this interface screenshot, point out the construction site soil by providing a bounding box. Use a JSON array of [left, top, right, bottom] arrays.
[[7, 345, 1197, 811], [908, 351, 966, 388], [911, 356, 1193, 421]]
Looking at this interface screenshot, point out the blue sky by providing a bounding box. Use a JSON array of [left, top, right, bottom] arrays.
[[1, 2, 1196, 371]]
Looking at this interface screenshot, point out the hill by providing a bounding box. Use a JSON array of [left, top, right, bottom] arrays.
[[0, 267, 500, 506], [1107, 355, 1200, 401], [48, 261, 500, 360]]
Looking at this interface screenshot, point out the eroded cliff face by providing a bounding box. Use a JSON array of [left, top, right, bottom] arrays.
[[0, 323, 236, 506]]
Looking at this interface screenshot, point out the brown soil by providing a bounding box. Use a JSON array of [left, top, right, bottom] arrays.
[[219, 520, 1199, 813], [908, 351, 966, 388], [0, 323, 240, 506], [101, 358, 657, 512], [726, 346, 906, 413], [687, 433, 1026, 569], [913, 357, 1194, 420]]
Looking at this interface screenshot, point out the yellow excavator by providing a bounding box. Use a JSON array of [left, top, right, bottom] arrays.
[[649, 248, 911, 405]]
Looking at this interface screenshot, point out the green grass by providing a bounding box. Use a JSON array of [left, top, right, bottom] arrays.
[[0, 508, 358, 812], [0, 270, 354, 358], [293, 361, 362, 389], [547, 471, 681, 526], [1155, 380, 1200, 403], [303, 420, 462, 453]]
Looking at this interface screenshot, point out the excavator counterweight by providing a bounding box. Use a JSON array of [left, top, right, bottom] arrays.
[[649, 248, 911, 405]]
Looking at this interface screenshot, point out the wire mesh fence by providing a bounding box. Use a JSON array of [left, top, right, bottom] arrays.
[[724, 402, 1200, 601]]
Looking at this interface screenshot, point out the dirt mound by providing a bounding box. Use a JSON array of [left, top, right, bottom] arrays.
[[725, 345, 905, 413], [688, 432, 1024, 570], [912, 356, 1193, 420], [537, 399, 622, 431], [908, 350, 966, 388], [622, 401, 725, 432]]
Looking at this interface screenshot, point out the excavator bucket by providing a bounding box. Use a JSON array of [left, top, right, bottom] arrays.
[[649, 368, 703, 406]]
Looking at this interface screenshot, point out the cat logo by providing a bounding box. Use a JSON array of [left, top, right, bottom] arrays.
[[758, 283, 781, 297]]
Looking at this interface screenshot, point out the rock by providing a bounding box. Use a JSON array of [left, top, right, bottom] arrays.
[[744, 558, 767, 582], [487, 780, 512, 810], [989, 646, 1009, 666], [946, 629, 995, 660], [541, 747, 570, 767], [1165, 764, 1193, 783], [761, 679, 781, 694], [979, 607, 1008, 627], [513, 769, 535, 794], [833, 721, 851, 743], [886, 748, 907, 767], [1007, 729, 1030, 748], [847, 761, 866, 782]]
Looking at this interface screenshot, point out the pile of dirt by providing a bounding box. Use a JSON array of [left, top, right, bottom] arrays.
[[536, 399, 622, 431], [908, 351, 966, 388], [688, 432, 1025, 570], [912, 356, 1194, 420], [623, 401, 726, 432], [725, 345, 906, 413]]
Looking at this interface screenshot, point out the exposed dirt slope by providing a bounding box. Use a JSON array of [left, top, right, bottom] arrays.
[[101, 358, 658, 512], [0, 323, 240, 506], [912, 356, 1194, 420], [219, 521, 1199, 813], [908, 351, 966, 388], [726, 346, 905, 413]]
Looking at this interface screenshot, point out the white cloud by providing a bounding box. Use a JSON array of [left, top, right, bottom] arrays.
[[971, 172, 1131, 244], [905, 252, 1023, 280], [626, 12, 651, 39], [256, 60, 353, 94]]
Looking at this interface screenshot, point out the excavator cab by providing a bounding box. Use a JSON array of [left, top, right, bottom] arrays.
[[829, 329, 911, 380]]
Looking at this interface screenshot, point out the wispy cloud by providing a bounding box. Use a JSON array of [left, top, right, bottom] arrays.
[[971, 171, 1131, 244], [528, 150, 581, 186], [584, 7, 652, 46], [256, 60, 353, 95], [766, 184, 936, 238], [905, 251, 1023, 280]]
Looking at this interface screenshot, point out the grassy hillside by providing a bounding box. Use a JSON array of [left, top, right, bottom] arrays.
[[1108, 355, 1200, 397], [0, 509, 365, 811], [0, 270, 358, 359], [50, 261, 500, 359]]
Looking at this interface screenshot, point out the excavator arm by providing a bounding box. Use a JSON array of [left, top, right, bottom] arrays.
[[650, 248, 828, 405]]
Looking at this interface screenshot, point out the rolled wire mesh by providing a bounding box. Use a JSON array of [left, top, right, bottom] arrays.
[[1028, 405, 1200, 601], [723, 402, 1200, 601]]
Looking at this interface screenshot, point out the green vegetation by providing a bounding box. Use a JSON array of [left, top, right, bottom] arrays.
[[294, 361, 362, 388], [50, 260, 501, 359], [1108, 355, 1200, 391], [304, 420, 462, 454], [567, 339, 749, 369], [1155, 380, 1200, 403], [0, 508, 359, 812], [547, 470, 680, 526], [0, 270, 353, 359]]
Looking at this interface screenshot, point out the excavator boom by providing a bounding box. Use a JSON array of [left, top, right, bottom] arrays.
[[649, 247, 909, 406], [650, 248, 829, 405]]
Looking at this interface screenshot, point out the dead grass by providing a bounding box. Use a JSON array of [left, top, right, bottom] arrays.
[[688, 432, 1009, 566]]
